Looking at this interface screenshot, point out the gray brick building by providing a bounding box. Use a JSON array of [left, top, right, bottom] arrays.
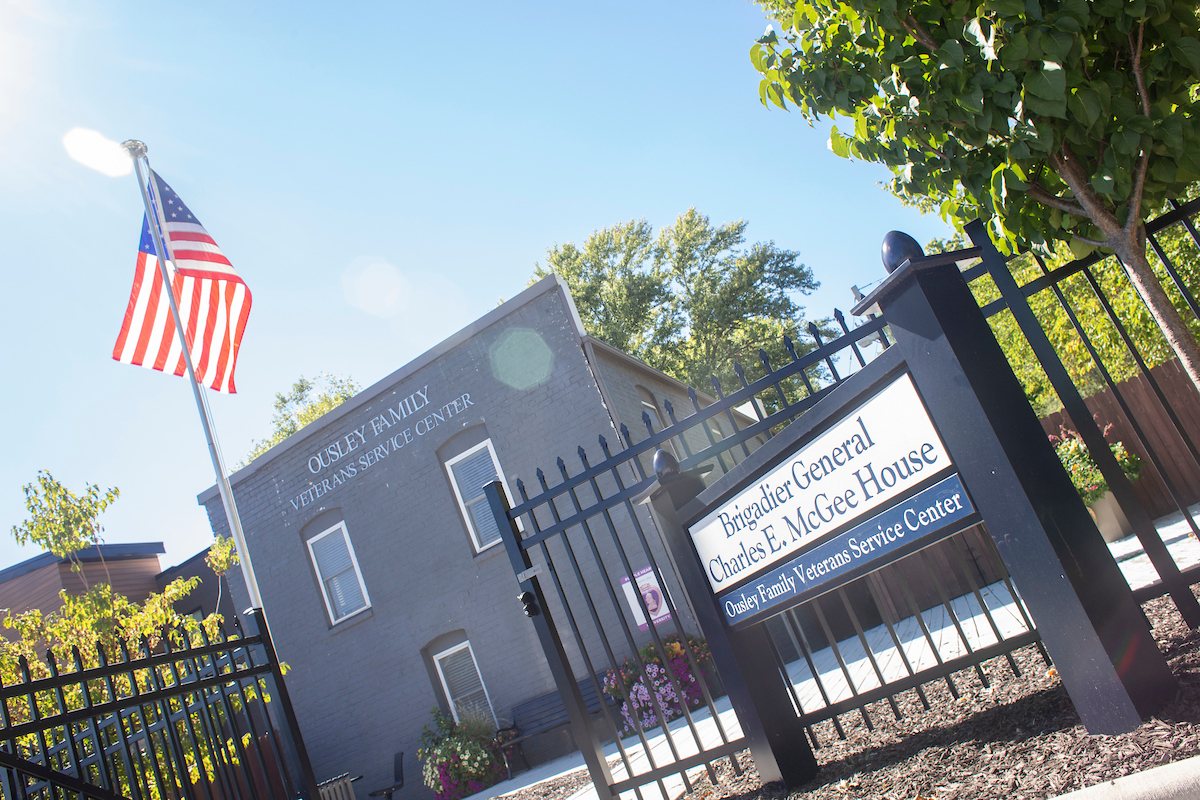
[[198, 276, 746, 796]]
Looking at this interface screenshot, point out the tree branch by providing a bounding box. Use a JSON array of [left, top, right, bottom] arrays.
[[1127, 150, 1151, 235], [900, 14, 938, 51], [1027, 181, 1087, 216], [1130, 22, 1151, 117], [1049, 142, 1122, 238], [1071, 232, 1111, 248], [1125, 22, 1152, 235]]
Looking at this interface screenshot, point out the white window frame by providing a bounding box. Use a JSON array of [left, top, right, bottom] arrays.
[[433, 640, 498, 726], [444, 439, 520, 553], [637, 386, 665, 430], [306, 521, 372, 625]]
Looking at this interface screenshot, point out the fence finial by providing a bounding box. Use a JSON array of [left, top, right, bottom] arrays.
[[653, 449, 680, 480], [881, 230, 924, 273]]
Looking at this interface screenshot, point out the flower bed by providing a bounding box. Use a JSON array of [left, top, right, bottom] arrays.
[[1049, 424, 1140, 504], [602, 634, 713, 735]]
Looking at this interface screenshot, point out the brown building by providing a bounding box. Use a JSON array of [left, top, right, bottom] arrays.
[[155, 545, 238, 624], [0, 542, 165, 626]]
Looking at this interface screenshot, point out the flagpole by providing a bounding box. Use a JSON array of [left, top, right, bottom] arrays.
[[122, 139, 264, 610]]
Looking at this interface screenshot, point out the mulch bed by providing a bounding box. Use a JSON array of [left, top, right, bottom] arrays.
[[497, 590, 1200, 800]]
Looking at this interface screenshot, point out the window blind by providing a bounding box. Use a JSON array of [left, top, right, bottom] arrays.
[[451, 448, 502, 548]]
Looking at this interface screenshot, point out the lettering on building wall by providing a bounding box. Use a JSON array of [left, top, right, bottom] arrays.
[[689, 374, 955, 595], [289, 385, 476, 511]]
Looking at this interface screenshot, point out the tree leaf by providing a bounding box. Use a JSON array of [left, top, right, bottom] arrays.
[[1150, 159, 1177, 183], [1069, 238, 1097, 259], [966, 18, 998, 60], [1026, 61, 1066, 101], [1170, 37, 1200, 75], [1158, 116, 1185, 156], [1067, 88, 1101, 127], [1001, 28, 1030, 64], [750, 44, 767, 73], [985, 0, 1026, 15], [1091, 168, 1116, 196], [938, 39, 965, 70], [957, 84, 985, 114], [1024, 91, 1067, 119], [1040, 31, 1075, 63], [829, 125, 851, 158], [1111, 128, 1141, 155]]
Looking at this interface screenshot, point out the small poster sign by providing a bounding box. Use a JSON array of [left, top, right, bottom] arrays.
[[620, 565, 673, 631]]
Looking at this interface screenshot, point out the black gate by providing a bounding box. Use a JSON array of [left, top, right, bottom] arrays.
[[488, 198, 1200, 800], [958, 198, 1200, 625], [484, 311, 1046, 799], [0, 609, 317, 800]]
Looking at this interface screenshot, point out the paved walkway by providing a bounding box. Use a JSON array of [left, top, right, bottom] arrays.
[[472, 512, 1200, 800]]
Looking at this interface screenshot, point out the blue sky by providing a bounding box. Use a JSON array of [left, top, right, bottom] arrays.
[[0, 1, 951, 571]]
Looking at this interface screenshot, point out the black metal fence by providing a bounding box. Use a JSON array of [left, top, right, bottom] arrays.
[[0, 609, 317, 800], [959, 198, 1200, 626], [490, 198, 1200, 800], [488, 310, 1046, 800]]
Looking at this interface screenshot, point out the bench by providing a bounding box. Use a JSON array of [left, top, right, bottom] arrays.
[[496, 677, 615, 778], [317, 774, 361, 800]]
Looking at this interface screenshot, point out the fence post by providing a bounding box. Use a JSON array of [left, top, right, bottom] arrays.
[[857, 244, 1177, 732], [639, 452, 819, 789], [0, 743, 20, 800], [964, 220, 1200, 627], [244, 608, 320, 800], [484, 480, 618, 800]]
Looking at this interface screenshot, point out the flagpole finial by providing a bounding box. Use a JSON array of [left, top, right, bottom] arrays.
[[121, 140, 147, 159]]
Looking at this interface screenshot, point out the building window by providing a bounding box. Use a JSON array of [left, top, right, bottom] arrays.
[[636, 386, 677, 463], [637, 386, 665, 431], [444, 440, 512, 552], [433, 641, 497, 726], [306, 522, 371, 624]]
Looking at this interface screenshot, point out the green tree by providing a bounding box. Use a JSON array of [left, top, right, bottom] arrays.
[[751, 0, 1200, 391], [535, 208, 822, 392], [242, 373, 360, 465], [12, 471, 119, 586], [3, 473, 216, 679]]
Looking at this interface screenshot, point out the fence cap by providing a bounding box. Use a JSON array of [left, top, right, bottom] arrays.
[[851, 247, 983, 316], [881, 230, 924, 273]]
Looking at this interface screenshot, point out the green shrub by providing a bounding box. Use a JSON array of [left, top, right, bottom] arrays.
[[1050, 426, 1141, 505]]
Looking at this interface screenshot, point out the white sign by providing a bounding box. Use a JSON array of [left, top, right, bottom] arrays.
[[689, 373, 951, 593]]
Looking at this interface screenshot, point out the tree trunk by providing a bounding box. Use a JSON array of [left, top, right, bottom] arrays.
[[1044, 143, 1200, 396], [1106, 231, 1200, 396]]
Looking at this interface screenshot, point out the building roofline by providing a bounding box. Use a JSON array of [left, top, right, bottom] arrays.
[[581, 335, 721, 406], [0, 543, 165, 586], [582, 335, 763, 428], [157, 546, 214, 581], [199, 274, 579, 505]]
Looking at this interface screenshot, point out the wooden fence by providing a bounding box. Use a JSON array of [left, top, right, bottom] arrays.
[[1039, 359, 1200, 520]]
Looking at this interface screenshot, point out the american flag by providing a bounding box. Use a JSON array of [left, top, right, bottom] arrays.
[[112, 171, 251, 394]]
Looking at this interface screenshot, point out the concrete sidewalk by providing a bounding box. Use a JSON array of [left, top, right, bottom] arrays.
[[476, 694, 744, 800], [1051, 755, 1200, 799]]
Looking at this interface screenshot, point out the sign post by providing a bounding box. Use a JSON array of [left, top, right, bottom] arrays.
[[849, 246, 1176, 732], [637, 238, 1176, 800]]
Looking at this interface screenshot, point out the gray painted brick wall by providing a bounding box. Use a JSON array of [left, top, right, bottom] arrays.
[[200, 280, 669, 796]]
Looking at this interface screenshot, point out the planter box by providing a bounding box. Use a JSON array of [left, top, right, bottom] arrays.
[[1088, 490, 1134, 543]]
